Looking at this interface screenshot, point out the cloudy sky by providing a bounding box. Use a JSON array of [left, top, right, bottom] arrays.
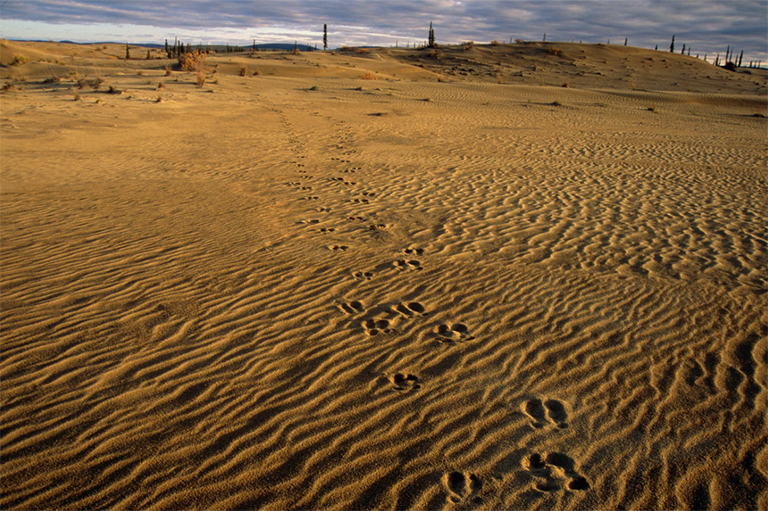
[[1, 1, 766, 62]]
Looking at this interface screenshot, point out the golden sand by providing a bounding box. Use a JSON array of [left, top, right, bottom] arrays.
[[1, 39, 766, 509]]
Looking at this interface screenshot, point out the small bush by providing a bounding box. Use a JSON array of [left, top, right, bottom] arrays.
[[340, 46, 352, 51], [239, 66, 248, 76], [196, 71, 206, 86], [252, 69, 261, 76], [11, 55, 28, 66], [157, 81, 165, 89], [77, 78, 89, 89], [463, 41, 474, 51], [108, 85, 122, 94], [291, 47, 301, 55], [72, 89, 81, 101], [515, 38, 526, 44], [91, 77, 104, 89], [309, 85, 319, 91], [547, 47, 561, 56], [355, 47, 369, 54], [491, 40, 501, 46], [2, 82, 17, 92], [155, 96, 163, 103], [361, 72, 377, 80], [165, 66, 172, 76], [178, 50, 206, 72], [137, 70, 144, 76]]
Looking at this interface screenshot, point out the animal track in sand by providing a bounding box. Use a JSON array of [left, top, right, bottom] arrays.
[[368, 224, 388, 231], [347, 216, 365, 221], [353, 271, 373, 280], [403, 247, 425, 255], [363, 318, 393, 336], [395, 302, 428, 317], [319, 227, 336, 233], [302, 196, 320, 201], [360, 191, 376, 197], [394, 259, 423, 271], [352, 198, 369, 204], [435, 323, 475, 343], [340, 301, 365, 314], [316, 207, 332, 212], [443, 471, 483, 505], [299, 219, 320, 225], [522, 398, 569, 429], [390, 373, 421, 391], [521, 452, 589, 493], [329, 245, 349, 251]]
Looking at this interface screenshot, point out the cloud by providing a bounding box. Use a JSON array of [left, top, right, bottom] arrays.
[[1, 0, 765, 60]]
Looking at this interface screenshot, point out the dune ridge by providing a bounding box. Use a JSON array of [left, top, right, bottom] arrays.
[[1, 41, 767, 510]]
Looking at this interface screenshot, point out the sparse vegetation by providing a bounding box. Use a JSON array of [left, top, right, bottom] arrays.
[[491, 40, 501, 46], [11, 55, 29, 66], [72, 89, 81, 101], [355, 48, 369, 54], [240, 66, 248, 76], [252, 69, 261, 76], [196, 71, 206, 87], [178, 50, 206, 72], [463, 41, 474, 51], [309, 85, 319, 91], [157, 81, 166, 89], [77, 78, 89, 89], [361, 72, 377, 80], [91, 77, 104, 90], [562, 81, 570, 88], [647, 106, 657, 112], [165, 66, 173, 76], [2, 82, 17, 92], [547, 47, 561, 56], [515, 38, 526, 44]]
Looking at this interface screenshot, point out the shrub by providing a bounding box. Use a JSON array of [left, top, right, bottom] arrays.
[[515, 38, 526, 44], [77, 78, 89, 89], [165, 66, 172, 76], [463, 41, 474, 51], [195, 71, 206, 86], [491, 40, 501, 46], [2, 82, 17, 92], [240, 66, 248, 76], [91, 77, 104, 89], [309, 85, 319, 91], [178, 50, 206, 72], [547, 46, 561, 56], [11, 55, 28, 66], [361, 72, 377, 80], [340, 46, 352, 51], [157, 81, 165, 89], [252, 69, 261, 76], [72, 89, 81, 101], [291, 47, 301, 55], [355, 47, 369, 54]]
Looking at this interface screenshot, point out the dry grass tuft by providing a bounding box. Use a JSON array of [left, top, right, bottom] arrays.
[[491, 40, 501, 46], [361, 72, 377, 80], [562, 81, 570, 88], [547, 46, 561, 56], [77, 78, 89, 89], [239, 66, 248, 76], [11, 55, 28, 66], [72, 89, 81, 101], [462, 41, 474, 51], [157, 81, 165, 90], [2, 82, 17, 92], [195, 71, 206, 87], [165, 67, 173, 76]]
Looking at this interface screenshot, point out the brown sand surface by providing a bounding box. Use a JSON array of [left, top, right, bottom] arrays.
[[1, 40, 767, 510]]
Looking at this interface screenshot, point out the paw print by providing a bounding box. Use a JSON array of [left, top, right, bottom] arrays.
[[522, 398, 569, 429], [353, 271, 373, 280], [443, 471, 483, 505], [363, 318, 393, 335], [435, 323, 474, 343], [521, 452, 589, 493], [352, 198, 369, 204], [395, 302, 427, 317], [394, 259, 422, 271], [390, 373, 420, 391], [403, 247, 424, 255], [340, 301, 365, 314]]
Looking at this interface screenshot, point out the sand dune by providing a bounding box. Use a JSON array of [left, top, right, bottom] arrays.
[[1, 40, 767, 510]]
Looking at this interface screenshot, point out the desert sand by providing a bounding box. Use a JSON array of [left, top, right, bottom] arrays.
[[1, 39, 767, 510]]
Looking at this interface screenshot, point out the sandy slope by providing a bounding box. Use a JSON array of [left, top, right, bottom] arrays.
[[1, 41, 767, 510]]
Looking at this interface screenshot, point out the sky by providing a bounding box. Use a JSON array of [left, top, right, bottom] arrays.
[[1, 1, 766, 62]]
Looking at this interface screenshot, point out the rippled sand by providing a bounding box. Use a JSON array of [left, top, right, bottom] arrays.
[[2, 40, 767, 510]]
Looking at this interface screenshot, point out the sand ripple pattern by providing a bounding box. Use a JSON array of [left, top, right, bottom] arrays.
[[1, 80, 766, 510]]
